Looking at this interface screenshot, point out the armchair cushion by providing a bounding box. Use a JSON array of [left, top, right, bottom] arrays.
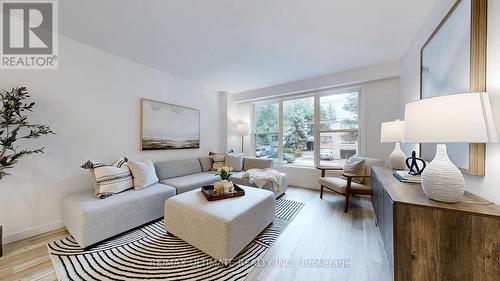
[[349, 156, 385, 187], [318, 177, 371, 194], [342, 159, 366, 184]]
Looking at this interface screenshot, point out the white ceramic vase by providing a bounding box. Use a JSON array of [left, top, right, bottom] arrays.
[[389, 142, 407, 170], [223, 180, 233, 193], [421, 144, 465, 203]]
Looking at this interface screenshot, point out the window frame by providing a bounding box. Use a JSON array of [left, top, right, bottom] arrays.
[[252, 86, 362, 168]]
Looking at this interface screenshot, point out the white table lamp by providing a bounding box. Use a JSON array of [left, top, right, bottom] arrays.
[[404, 92, 497, 203], [381, 119, 406, 170], [236, 122, 250, 153]]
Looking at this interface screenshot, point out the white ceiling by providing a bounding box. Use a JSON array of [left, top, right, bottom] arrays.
[[59, 0, 437, 93]]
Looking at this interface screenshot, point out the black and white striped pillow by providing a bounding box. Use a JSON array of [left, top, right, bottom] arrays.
[[81, 157, 134, 199]]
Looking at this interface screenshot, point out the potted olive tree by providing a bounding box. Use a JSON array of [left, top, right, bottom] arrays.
[[0, 87, 54, 256]]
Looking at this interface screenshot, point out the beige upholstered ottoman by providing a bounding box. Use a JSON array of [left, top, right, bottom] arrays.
[[164, 186, 275, 264]]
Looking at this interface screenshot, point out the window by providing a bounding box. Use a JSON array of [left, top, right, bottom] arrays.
[[254, 103, 279, 159], [283, 97, 314, 166], [319, 92, 359, 167], [252, 89, 360, 168]]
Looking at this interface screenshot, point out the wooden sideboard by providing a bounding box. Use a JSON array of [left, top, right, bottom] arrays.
[[371, 166, 500, 281]]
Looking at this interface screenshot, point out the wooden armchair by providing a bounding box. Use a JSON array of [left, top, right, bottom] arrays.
[[317, 157, 384, 212]]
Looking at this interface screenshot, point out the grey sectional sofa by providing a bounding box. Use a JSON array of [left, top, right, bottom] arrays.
[[62, 156, 287, 248], [155, 158, 220, 194], [155, 156, 287, 196], [62, 183, 176, 248]]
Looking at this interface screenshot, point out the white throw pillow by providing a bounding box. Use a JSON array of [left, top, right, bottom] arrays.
[[225, 153, 243, 171], [81, 157, 133, 199], [128, 159, 159, 190], [342, 159, 366, 184]]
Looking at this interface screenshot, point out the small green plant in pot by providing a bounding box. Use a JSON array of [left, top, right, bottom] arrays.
[[216, 166, 234, 192]]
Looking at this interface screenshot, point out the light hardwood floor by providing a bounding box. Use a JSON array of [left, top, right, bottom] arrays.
[[247, 187, 391, 281], [0, 187, 391, 281], [0, 228, 69, 281]]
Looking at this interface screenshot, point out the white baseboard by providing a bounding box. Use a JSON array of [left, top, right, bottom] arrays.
[[3, 220, 63, 245]]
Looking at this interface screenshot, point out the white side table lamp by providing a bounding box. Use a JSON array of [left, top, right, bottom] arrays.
[[380, 119, 406, 170], [403, 92, 497, 203]]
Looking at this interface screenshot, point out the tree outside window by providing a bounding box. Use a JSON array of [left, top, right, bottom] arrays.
[[319, 92, 359, 166], [255, 103, 279, 159], [283, 97, 314, 165], [253, 90, 359, 167]]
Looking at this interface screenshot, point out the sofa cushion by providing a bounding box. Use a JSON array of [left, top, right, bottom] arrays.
[[62, 183, 176, 248], [154, 158, 202, 180], [243, 157, 274, 171], [199, 157, 213, 172], [225, 153, 244, 171], [160, 172, 221, 194], [128, 159, 159, 189]]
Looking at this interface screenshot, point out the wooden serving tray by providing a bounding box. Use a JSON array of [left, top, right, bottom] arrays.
[[201, 184, 245, 201]]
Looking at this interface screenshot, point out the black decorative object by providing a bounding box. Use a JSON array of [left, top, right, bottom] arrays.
[[0, 225, 3, 257], [406, 151, 426, 175]]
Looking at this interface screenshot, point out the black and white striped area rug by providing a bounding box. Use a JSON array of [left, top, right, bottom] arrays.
[[48, 198, 304, 281]]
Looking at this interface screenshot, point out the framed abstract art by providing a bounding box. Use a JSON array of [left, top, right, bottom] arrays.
[[420, 0, 487, 175], [141, 99, 200, 150]]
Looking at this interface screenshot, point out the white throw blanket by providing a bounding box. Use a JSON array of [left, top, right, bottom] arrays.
[[243, 168, 282, 193]]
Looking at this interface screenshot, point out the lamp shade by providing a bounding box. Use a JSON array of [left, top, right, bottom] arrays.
[[236, 122, 250, 135], [380, 119, 405, 143], [404, 92, 497, 143]]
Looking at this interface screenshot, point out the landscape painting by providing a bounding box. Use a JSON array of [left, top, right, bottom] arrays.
[[141, 99, 200, 150]]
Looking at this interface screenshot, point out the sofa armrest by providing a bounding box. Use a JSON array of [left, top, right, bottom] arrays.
[[243, 157, 274, 170]]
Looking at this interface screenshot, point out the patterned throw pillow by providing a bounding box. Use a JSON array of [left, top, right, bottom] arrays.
[[342, 159, 366, 184], [81, 157, 134, 199], [211, 153, 225, 170]]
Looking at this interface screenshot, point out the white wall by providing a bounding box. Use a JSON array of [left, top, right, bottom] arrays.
[[399, 0, 500, 204], [227, 68, 400, 189], [364, 78, 402, 160], [0, 36, 223, 244], [226, 101, 253, 154]]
